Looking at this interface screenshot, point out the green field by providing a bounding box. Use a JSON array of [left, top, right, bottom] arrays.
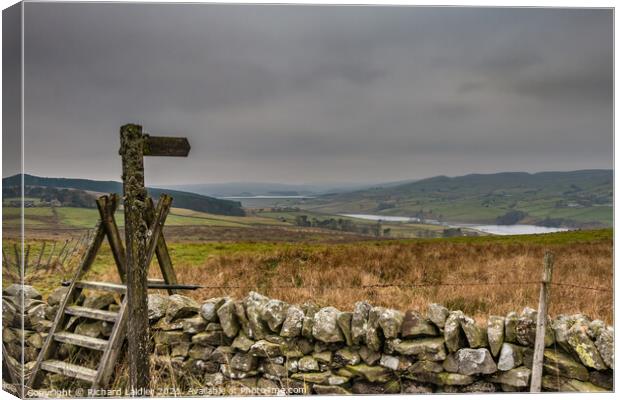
[[3, 204, 472, 239], [301, 170, 612, 227], [2, 206, 288, 230]]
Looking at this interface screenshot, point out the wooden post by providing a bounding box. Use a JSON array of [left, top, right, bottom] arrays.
[[35, 241, 46, 269], [119, 123, 190, 394], [63, 237, 80, 265], [530, 251, 554, 392], [23, 244, 31, 272], [55, 239, 69, 266], [2, 247, 11, 270], [120, 123, 151, 395], [13, 243, 20, 270], [96, 194, 127, 281], [61, 238, 77, 266], [145, 196, 179, 295], [45, 241, 56, 268]]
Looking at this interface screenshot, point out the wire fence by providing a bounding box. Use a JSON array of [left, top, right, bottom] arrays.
[[191, 280, 612, 292], [2, 229, 93, 275]]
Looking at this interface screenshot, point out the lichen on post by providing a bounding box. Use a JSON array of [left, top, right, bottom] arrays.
[[120, 123, 151, 394]]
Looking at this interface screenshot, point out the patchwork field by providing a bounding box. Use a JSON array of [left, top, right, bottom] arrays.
[[2, 204, 470, 240]]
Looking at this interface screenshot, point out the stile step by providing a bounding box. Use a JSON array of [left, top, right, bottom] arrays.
[[54, 331, 109, 351], [65, 306, 118, 322], [75, 281, 126, 293], [40, 360, 97, 382]]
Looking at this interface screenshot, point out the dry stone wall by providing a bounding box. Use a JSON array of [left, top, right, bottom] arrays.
[[2, 284, 614, 394]]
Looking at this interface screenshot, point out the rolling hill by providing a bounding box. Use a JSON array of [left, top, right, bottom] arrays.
[[2, 174, 245, 216], [301, 170, 613, 227]]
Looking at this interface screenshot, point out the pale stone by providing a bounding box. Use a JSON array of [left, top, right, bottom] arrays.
[[459, 315, 488, 348], [165, 294, 200, 321], [378, 308, 403, 339], [217, 299, 240, 338], [244, 292, 270, 340], [312, 307, 344, 343], [489, 366, 531, 388], [427, 303, 450, 329], [201, 298, 226, 322], [454, 348, 497, 375], [497, 343, 524, 371], [351, 301, 371, 345], [260, 299, 289, 332], [444, 311, 466, 352], [379, 354, 400, 371], [336, 312, 353, 346], [487, 315, 505, 357], [148, 294, 170, 321], [280, 305, 304, 338], [298, 356, 320, 372], [595, 327, 613, 369], [249, 340, 282, 358]]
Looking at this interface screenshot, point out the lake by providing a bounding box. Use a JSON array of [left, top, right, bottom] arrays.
[[340, 214, 571, 235], [465, 224, 570, 235]]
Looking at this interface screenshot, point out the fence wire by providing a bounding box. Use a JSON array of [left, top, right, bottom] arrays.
[[194, 280, 612, 292]]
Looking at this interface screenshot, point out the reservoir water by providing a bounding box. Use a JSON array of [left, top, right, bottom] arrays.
[[464, 224, 570, 235], [340, 214, 571, 235]]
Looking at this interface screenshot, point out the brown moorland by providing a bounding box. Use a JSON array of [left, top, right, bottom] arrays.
[[132, 229, 612, 323]]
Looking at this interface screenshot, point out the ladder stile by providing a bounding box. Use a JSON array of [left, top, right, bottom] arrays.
[[27, 221, 106, 389], [29, 189, 186, 390], [94, 296, 129, 389]]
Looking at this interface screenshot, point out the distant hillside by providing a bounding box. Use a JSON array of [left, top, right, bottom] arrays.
[[2, 174, 245, 216], [159, 180, 408, 197], [303, 170, 612, 228]]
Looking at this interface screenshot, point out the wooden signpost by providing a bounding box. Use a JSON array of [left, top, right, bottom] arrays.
[[119, 124, 190, 395], [27, 124, 192, 393]]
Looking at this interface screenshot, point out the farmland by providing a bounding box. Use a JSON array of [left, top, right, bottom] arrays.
[[2, 173, 613, 325], [3, 202, 612, 323], [302, 170, 613, 228], [2, 203, 469, 240]]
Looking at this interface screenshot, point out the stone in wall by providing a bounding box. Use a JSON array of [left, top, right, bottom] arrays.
[[1, 285, 614, 395]]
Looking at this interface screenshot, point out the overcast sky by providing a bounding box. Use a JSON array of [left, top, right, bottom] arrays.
[[7, 4, 614, 185]]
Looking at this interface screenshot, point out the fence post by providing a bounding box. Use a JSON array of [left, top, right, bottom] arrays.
[[13, 244, 20, 274], [2, 246, 12, 269], [530, 251, 554, 392], [45, 241, 56, 268], [35, 241, 46, 269], [23, 244, 31, 272]]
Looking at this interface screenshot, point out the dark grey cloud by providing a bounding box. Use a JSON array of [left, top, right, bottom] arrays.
[[17, 4, 613, 185], [2, 3, 22, 178]]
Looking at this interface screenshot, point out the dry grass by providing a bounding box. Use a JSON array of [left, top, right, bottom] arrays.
[[135, 233, 613, 323]]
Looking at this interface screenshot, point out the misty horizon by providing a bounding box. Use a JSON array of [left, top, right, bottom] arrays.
[[6, 167, 612, 189]]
